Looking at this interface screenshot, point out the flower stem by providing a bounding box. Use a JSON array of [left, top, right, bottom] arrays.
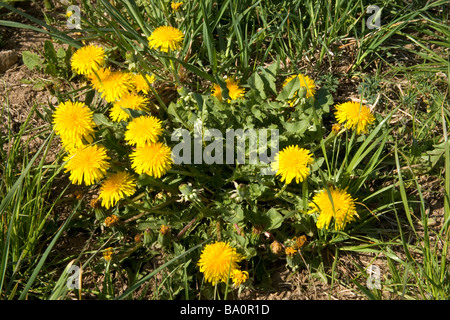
[[275, 182, 288, 198], [169, 54, 182, 90]]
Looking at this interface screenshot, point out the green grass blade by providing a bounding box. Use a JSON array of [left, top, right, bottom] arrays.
[[115, 242, 204, 300], [18, 199, 81, 300]]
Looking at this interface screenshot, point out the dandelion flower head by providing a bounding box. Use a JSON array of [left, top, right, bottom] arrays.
[[132, 73, 156, 94], [308, 186, 359, 230], [148, 26, 184, 52], [212, 78, 245, 101], [52, 101, 96, 152], [160, 225, 170, 235], [99, 172, 136, 209], [285, 246, 297, 256], [271, 145, 313, 184], [90, 68, 134, 102], [103, 247, 113, 261], [71, 44, 106, 76], [332, 123, 342, 134], [171, 1, 183, 11], [335, 101, 375, 135], [125, 116, 163, 147], [104, 214, 120, 227], [110, 92, 149, 122], [130, 142, 173, 178], [64, 144, 110, 186], [231, 269, 249, 287], [197, 241, 245, 286]]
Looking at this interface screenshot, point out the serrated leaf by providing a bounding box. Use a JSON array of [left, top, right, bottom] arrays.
[[283, 119, 309, 136], [249, 208, 284, 230], [22, 51, 43, 71], [265, 208, 284, 230], [122, 107, 146, 119], [261, 60, 279, 94], [314, 87, 334, 113], [168, 102, 190, 127], [276, 75, 300, 101], [93, 113, 114, 127], [423, 141, 450, 168], [250, 72, 266, 99], [223, 205, 245, 224], [44, 40, 57, 64], [32, 81, 46, 91], [56, 47, 66, 59]]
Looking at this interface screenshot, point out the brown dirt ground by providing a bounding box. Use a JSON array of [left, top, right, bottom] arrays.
[[1, 1, 447, 301]]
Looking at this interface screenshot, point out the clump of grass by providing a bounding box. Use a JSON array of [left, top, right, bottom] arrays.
[[0, 93, 74, 299]]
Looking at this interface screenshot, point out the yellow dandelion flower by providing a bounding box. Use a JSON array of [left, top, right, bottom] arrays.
[[334, 101, 375, 135], [103, 247, 113, 261], [52, 101, 96, 152], [130, 142, 173, 178], [283, 74, 316, 105], [88, 67, 110, 88], [71, 44, 106, 76], [99, 172, 137, 209], [110, 92, 149, 122], [211, 78, 245, 102], [90, 68, 134, 103], [211, 83, 222, 100], [171, 1, 183, 11], [124, 116, 163, 147], [308, 187, 359, 231], [271, 145, 313, 184], [197, 241, 245, 286], [231, 269, 249, 287], [132, 73, 156, 94], [64, 145, 110, 186], [148, 26, 184, 53]]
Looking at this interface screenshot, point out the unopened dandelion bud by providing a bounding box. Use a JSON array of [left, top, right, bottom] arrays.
[[250, 225, 263, 245], [158, 225, 171, 247], [73, 190, 83, 200], [179, 183, 200, 202], [92, 203, 105, 221], [160, 225, 170, 235], [143, 228, 153, 246], [332, 123, 341, 134], [103, 247, 113, 262], [90, 198, 101, 209], [270, 241, 283, 255], [179, 183, 193, 196], [285, 246, 297, 256], [134, 233, 142, 243], [236, 184, 249, 201]]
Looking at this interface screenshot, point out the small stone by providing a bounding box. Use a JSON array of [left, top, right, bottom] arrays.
[[0, 50, 18, 73]]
